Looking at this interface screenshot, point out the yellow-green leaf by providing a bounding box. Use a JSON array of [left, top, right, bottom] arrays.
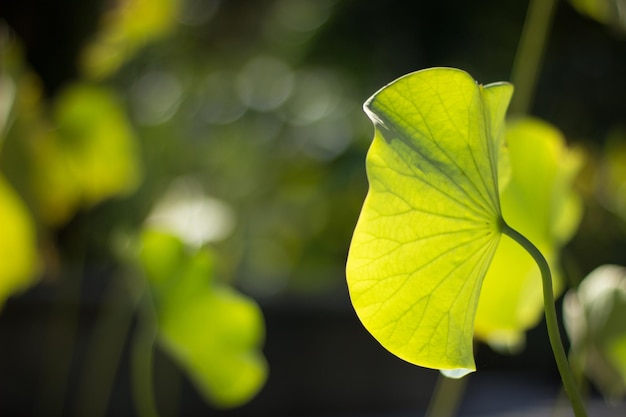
[[474, 118, 583, 351], [80, 0, 180, 79], [30, 83, 141, 224], [347, 68, 513, 375], [0, 174, 38, 307], [568, 0, 626, 31], [139, 230, 267, 408]]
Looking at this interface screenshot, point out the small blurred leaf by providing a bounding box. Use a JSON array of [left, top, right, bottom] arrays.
[[569, 0, 626, 31], [474, 118, 583, 351], [139, 230, 267, 408], [30, 83, 141, 224], [346, 68, 513, 375], [81, 0, 180, 79], [0, 174, 38, 307], [564, 264, 626, 400]]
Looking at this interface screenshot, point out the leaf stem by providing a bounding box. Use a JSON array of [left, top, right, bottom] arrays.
[[424, 372, 468, 417], [75, 272, 139, 417], [131, 289, 161, 417], [509, 0, 559, 115], [500, 220, 587, 417]]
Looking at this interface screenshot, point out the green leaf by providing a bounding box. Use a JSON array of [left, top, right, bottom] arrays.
[[474, 118, 583, 351], [0, 174, 39, 308], [346, 68, 513, 374], [564, 264, 626, 400], [30, 83, 141, 224], [139, 230, 267, 408], [80, 0, 180, 79], [568, 0, 626, 31]]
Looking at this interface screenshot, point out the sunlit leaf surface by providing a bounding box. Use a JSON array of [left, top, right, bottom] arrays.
[[140, 230, 267, 408], [0, 175, 38, 308], [474, 118, 583, 351], [564, 264, 626, 400], [346, 68, 513, 374]]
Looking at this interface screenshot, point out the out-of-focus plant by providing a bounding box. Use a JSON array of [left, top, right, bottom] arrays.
[[0, 40, 39, 309], [80, 0, 180, 80], [0, 0, 279, 413], [138, 229, 267, 408], [564, 264, 626, 400], [0, 174, 39, 308], [569, 0, 626, 31], [28, 83, 142, 225]]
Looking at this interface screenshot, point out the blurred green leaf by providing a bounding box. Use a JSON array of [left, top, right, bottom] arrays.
[[0, 174, 38, 308], [139, 230, 267, 408], [80, 0, 180, 79], [474, 118, 583, 351], [30, 83, 141, 224], [564, 264, 626, 400], [569, 0, 626, 31], [346, 68, 513, 376]]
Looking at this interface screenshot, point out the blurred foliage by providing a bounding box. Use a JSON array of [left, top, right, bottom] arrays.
[[1, 0, 366, 412], [139, 229, 267, 408], [0, 174, 39, 308], [569, 0, 626, 31], [0, 39, 140, 227], [564, 264, 626, 400], [81, 0, 180, 79], [475, 118, 583, 351], [29, 83, 141, 225]]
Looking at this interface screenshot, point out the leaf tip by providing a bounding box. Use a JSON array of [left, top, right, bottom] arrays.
[[440, 367, 475, 379]]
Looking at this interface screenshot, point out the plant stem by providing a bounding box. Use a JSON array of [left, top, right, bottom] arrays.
[[75, 272, 138, 417], [424, 372, 468, 417], [131, 290, 161, 417], [501, 220, 587, 417], [509, 0, 559, 115], [35, 263, 84, 417]]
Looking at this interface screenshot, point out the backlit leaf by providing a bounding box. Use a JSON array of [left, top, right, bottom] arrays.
[[474, 118, 583, 351], [346, 68, 513, 375]]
